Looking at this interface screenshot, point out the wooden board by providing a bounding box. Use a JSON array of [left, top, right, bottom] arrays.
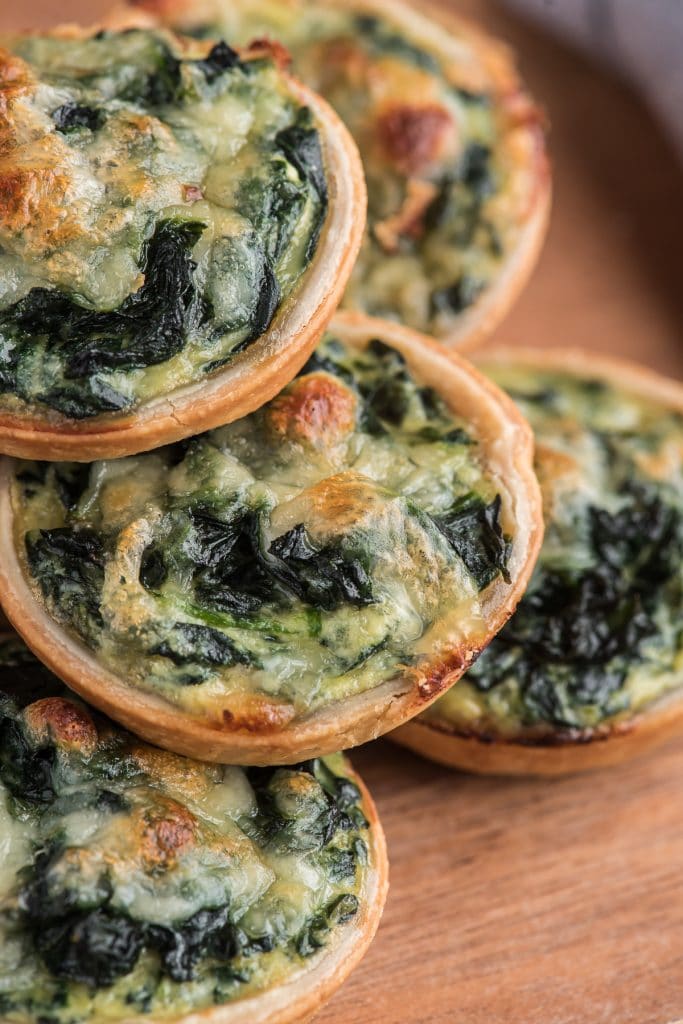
[[2, 1, 683, 1021]]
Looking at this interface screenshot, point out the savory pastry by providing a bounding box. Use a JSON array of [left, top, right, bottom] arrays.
[[0, 633, 387, 1024], [0, 25, 364, 460], [0, 313, 542, 763], [105, 0, 550, 346], [395, 349, 683, 775]]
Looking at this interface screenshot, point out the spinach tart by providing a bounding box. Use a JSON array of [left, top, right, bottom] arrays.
[[106, 0, 550, 347], [0, 632, 387, 1024], [0, 25, 364, 461], [394, 348, 683, 775], [0, 313, 542, 764]]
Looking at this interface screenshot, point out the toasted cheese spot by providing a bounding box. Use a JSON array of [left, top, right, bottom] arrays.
[[23, 697, 98, 755], [136, 797, 197, 872], [129, 743, 216, 803], [0, 48, 33, 127], [244, 37, 292, 71], [375, 102, 455, 176], [222, 696, 297, 733], [0, 159, 71, 239], [265, 373, 357, 449], [374, 178, 438, 253], [269, 470, 384, 543]]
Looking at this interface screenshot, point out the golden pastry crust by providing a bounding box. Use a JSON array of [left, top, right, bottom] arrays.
[[393, 347, 683, 776], [0, 26, 366, 461], [104, 0, 551, 349], [0, 315, 543, 764]]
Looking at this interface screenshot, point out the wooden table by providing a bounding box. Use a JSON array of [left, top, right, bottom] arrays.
[[3, 2, 683, 1021]]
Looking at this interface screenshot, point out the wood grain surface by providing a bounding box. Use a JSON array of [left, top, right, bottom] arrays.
[[2, 1, 683, 1021]]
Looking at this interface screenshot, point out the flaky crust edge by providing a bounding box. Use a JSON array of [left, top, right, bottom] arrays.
[[0, 30, 366, 461], [0, 314, 542, 764], [392, 346, 683, 776]]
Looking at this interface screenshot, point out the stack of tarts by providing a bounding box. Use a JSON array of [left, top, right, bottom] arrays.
[[0, 4, 550, 1019], [6, 0, 681, 1022]]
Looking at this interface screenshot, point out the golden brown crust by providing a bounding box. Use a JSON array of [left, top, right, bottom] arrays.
[[104, 0, 551, 351], [0, 315, 543, 765], [392, 346, 683, 776], [0, 29, 366, 462]]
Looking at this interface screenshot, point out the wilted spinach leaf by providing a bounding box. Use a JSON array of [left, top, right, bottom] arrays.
[[195, 41, 240, 82], [52, 103, 104, 133], [469, 481, 683, 727], [36, 910, 144, 988], [153, 622, 251, 670], [435, 493, 511, 590], [0, 714, 56, 805], [25, 528, 105, 639], [269, 525, 374, 611], [0, 219, 209, 418]]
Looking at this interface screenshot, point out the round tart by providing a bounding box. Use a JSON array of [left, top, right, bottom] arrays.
[[394, 348, 683, 775], [0, 25, 364, 461], [0, 313, 542, 764], [105, 0, 550, 347], [0, 633, 387, 1024]]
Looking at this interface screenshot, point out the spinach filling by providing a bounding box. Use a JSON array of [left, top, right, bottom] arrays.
[[468, 481, 683, 729], [440, 372, 683, 735], [0, 30, 329, 419], [158, 2, 527, 334], [16, 334, 509, 714], [2, 220, 209, 419], [0, 682, 369, 1021]]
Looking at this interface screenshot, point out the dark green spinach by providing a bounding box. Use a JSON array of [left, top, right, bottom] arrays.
[[435, 493, 511, 590], [469, 482, 683, 727]]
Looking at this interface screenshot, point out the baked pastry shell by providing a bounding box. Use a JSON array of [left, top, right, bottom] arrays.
[[0, 32, 366, 461], [0, 314, 543, 764], [104, 0, 551, 351], [0, 702, 388, 1024], [392, 346, 683, 775]]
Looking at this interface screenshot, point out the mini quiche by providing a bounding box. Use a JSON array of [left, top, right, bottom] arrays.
[[106, 0, 550, 346], [0, 25, 364, 461], [395, 348, 683, 775], [0, 634, 387, 1024], [0, 313, 542, 764]]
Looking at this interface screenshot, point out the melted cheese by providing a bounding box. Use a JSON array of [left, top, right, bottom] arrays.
[[0, 684, 369, 1023], [135, 0, 541, 336], [0, 28, 327, 418], [427, 365, 683, 739], [14, 334, 505, 724]]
